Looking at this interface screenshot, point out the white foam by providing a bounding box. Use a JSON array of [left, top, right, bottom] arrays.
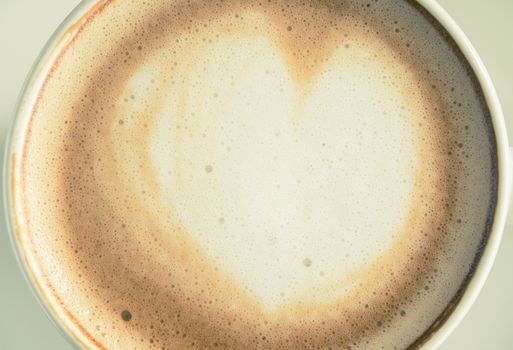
[[106, 33, 421, 308]]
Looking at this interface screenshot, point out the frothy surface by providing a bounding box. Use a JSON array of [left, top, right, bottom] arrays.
[[13, 0, 496, 349]]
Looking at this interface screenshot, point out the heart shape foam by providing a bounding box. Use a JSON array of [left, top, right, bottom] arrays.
[[113, 11, 420, 311]]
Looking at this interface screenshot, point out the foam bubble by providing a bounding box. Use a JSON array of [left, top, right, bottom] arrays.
[[13, 0, 496, 349]]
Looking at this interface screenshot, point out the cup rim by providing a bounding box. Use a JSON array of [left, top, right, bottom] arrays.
[[3, 2, 102, 348], [3, 0, 511, 349], [413, 0, 511, 348]]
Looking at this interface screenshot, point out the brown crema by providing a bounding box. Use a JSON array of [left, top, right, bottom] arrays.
[[13, 0, 496, 349]]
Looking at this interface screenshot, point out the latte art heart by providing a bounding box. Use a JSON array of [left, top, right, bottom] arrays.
[[13, 0, 497, 349], [114, 28, 420, 308]]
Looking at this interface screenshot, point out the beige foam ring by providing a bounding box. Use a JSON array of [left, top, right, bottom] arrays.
[[13, 0, 496, 349]]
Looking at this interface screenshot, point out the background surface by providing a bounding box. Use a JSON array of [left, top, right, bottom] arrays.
[[0, 0, 512, 349]]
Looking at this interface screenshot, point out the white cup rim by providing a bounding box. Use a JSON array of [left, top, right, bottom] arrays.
[[3, 0, 512, 349], [412, 0, 512, 348]]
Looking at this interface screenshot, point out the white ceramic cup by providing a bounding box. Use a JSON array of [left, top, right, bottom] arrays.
[[3, 0, 513, 349]]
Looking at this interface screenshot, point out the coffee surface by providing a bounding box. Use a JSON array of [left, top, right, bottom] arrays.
[[13, 0, 497, 349]]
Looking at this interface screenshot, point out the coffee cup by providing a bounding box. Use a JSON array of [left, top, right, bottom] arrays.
[[4, 0, 512, 349]]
